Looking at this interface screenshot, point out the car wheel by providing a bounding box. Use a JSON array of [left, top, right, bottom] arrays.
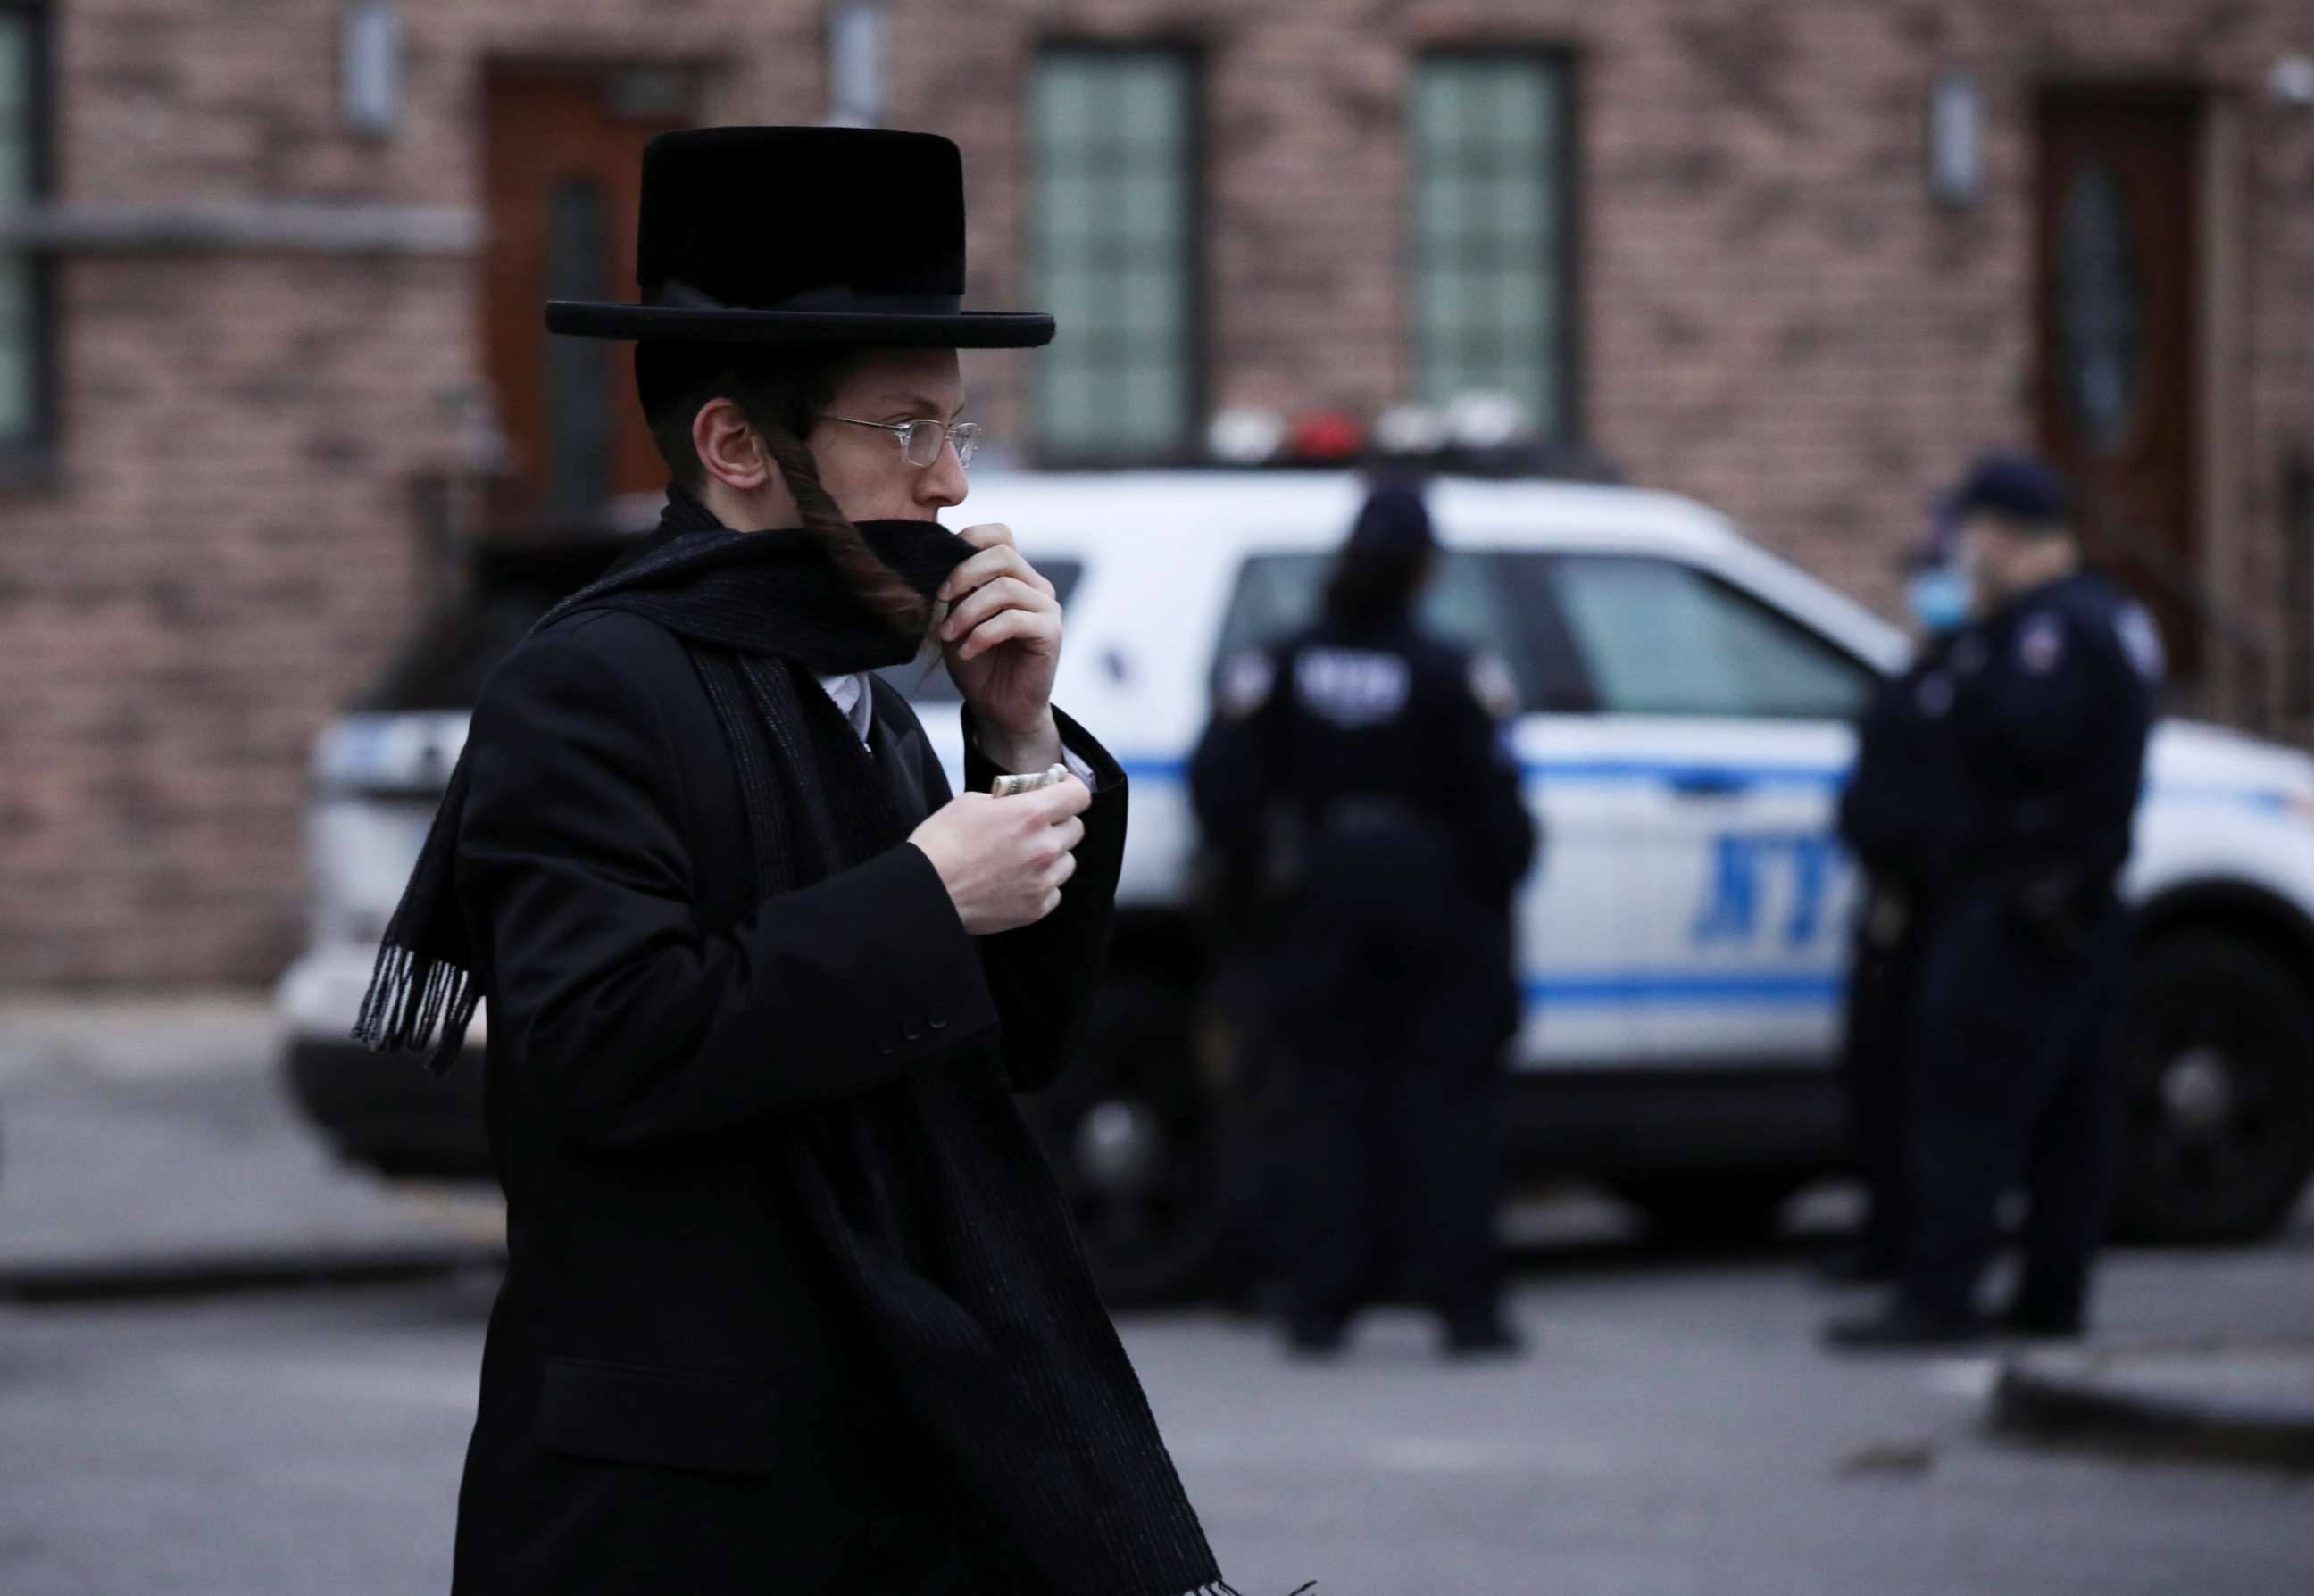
[[2113, 931, 2314, 1243], [1610, 1172, 1807, 1246], [1023, 973, 1228, 1305]]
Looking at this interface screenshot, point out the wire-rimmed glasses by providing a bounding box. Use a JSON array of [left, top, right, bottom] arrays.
[[821, 414, 983, 469]]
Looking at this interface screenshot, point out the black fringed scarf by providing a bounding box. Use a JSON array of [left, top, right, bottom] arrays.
[[356, 486, 1229, 1596]]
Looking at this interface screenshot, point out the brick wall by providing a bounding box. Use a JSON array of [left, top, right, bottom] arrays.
[[2, 0, 2309, 987]]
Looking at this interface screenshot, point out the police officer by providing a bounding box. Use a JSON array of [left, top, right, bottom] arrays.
[[1820, 533, 1977, 1284], [1190, 480, 1537, 1356], [1828, 453, 2160, 1348]]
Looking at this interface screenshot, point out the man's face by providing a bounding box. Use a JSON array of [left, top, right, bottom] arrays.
[[1961, 513, 2030, 605], [801, 346, 970, 522], [1960, 511, 2076, 608]]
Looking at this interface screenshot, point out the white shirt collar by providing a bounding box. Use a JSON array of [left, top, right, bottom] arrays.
[[817, 671, 874, 745]]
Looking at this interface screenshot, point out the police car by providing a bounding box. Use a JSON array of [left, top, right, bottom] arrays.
[[279, 471, 2314, 1299]]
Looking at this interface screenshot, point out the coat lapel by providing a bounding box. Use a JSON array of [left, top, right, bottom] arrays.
[[865, 683, 936, 827]]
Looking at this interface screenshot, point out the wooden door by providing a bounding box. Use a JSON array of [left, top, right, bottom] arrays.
[[2034, 92, 2202, 679], [481, 67, 684, 537]]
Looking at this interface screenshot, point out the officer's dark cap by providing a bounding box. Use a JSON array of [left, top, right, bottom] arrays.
[[1347, 479, 1436, 554], [1950, 452, 2074, 533]]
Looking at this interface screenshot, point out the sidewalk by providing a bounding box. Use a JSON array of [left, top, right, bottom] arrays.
[[0, 996, 502, 1300], [1994, 1339, 2314, 1470]]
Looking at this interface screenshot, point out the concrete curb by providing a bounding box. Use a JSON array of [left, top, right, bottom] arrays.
[[0, 1240, 504, 1306], [1992, 1340, 2314, 1471]]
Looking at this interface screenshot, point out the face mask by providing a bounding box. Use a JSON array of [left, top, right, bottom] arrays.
[[1905, 567, 1972, 634]]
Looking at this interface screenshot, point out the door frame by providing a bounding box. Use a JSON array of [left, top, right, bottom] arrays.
[[2031, 81, 2250, 718], [477, 60, 697, 539]]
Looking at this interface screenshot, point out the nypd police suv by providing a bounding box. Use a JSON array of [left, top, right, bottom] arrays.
[[280, 471, 2314, 1299]]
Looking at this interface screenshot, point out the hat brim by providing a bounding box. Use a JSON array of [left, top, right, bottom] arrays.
[[545, 301, 1054, 349]]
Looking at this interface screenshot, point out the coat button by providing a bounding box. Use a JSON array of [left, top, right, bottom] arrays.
[[877, 1035, 895, 1057], [903, 1021, 923, 1043], [927, 1004, 946, 1031]]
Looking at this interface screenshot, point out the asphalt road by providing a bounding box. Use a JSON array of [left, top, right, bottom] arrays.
[[4, 1210, 2310, 1596]]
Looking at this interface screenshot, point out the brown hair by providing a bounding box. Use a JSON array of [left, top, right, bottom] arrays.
[[637, 342, 932, 636]]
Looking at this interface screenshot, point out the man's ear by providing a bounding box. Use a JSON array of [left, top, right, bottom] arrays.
[[691, 397, 775, 493]]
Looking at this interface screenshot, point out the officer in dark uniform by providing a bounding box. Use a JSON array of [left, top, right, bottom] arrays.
[[1821, 532, 1977, 1284], [1190, 480, 1537, 1356], [1829, 453, 2161, 1348]]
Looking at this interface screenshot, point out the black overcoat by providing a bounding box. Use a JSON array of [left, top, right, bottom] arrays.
[[446, 600, 1127, 1594]]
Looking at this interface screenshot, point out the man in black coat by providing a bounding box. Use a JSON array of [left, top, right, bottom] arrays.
[[358, 129, 1225, 1596], [1828, 453, 2160, 1350], [1189, 483, 1537, 1357]]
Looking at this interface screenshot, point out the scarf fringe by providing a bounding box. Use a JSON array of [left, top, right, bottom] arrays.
[[352, 939, 482, 1077]]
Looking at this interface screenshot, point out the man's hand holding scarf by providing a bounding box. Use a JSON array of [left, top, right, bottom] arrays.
[[936, 520, 1064, 773]]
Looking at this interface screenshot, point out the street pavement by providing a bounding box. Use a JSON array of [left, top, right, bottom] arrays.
[[2, 1000, 2310, 1593], [2, 1220, 2310, 1595]]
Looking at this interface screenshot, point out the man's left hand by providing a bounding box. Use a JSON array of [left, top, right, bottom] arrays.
[[937, 522, 1064, 771]]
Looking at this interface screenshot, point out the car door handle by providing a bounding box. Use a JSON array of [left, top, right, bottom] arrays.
[[1667, 769, 1752, 799]]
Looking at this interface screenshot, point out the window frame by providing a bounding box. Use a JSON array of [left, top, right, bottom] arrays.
[[1027, 38, 1208, 470], [1544, 552, 1881, 722], [0, 0, 56, 475], [1407, 45, 1583, 446]]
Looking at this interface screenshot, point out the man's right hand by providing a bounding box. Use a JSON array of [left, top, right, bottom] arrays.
[[908, 777, 1091, 935]]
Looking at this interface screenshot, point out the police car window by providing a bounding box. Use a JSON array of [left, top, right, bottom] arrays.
[[879, 558, 1085, 704], [1211, 551, 1581, 711], [1550, 554, 1873, 719]]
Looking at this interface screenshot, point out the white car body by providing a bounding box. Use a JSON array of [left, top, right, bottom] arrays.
[[923, 472, 2314, 1075]]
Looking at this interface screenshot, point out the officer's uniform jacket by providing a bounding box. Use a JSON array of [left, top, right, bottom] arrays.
[[1946, 569, 2161, 894]]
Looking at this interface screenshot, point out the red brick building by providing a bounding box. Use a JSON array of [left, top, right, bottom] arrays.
[[3, 0, 2310, 987]]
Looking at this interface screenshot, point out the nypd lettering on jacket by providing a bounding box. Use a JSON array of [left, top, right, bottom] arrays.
[[1294, 647, 1412, 727], [1221, 644, 1523, 730]]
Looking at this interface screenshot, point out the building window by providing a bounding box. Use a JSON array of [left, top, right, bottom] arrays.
[[0, 4, 53, 459], [1411, 52, 1573, 439], [1030, 45, 1199, 463]]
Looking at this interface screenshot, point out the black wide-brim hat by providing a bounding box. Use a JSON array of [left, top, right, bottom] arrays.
[[545, 126, 1053, 349]]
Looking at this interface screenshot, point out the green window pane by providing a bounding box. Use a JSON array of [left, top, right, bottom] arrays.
[[1496, 71, 1551, 150], [1417, 172, 1464, 243], [0, 12, 33, 445], [1032, 47, 1195, 460], [1418, 65, 1473, 155], [1487, 175, 1547, 241], [1038, 363, 1099, 449], [1044, 266, 1100, 334], [1040, 173, 1096, 245], [0, 256, 29, 439], [1115, 65, 1184, 145], [1120, 276, 1183, 337], [1417, 268, 1472, 340], [1114, 368, 1178, 448], [1117, 172, 1183, 243], [1033, 62, 1095, 147], [1484, 266, 1536, 332], [0, 16, 25, 206], [1411, 55, 1566, 432]]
